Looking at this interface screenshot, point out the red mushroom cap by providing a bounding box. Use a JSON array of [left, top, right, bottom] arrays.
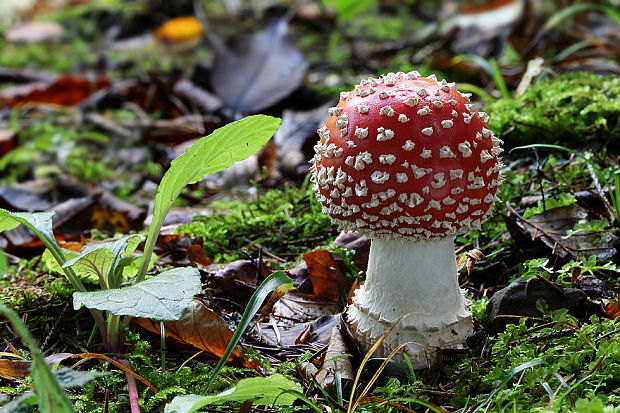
[[311, 72, 504, 240]]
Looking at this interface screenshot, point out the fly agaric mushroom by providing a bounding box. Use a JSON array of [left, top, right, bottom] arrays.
[[310, 72, 504, 368]]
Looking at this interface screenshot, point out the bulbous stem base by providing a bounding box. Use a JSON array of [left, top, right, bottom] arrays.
[[345, 236, 472, 368]]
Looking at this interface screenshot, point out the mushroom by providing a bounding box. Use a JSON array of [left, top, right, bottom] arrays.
[[310, 72, 504, 368]]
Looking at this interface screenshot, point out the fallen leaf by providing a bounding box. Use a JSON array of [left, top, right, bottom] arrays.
[[0, 130, 17, 156], [0, 75, 110, 107], [5, 21, 64, 43], [606, 299, 620, 319], [258, 314, 340, 348], [303, 249, 346, 302], [135, 298, 257, 368], [0, 357, 31, 380], [186, 244, 211, 267], [211, 19, 308, 114], [509, 204, 617, 260]]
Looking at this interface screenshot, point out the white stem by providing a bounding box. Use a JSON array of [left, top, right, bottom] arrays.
[[346, 236, 472, 367]]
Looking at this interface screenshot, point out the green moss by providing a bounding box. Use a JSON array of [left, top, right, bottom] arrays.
[[486, 72, 620, 148], [178, 179, 336, 263]]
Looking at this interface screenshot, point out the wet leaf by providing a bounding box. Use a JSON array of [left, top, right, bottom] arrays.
[[185, 244, 211, 267], [0, 130, 17, 156], [211, 19, 307, 114], [135, 298, 249, 363], [0, 357, 31, 380]]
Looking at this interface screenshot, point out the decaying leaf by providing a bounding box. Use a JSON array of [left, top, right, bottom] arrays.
[[211, 19, 308, 114], [509, 204, 617, 260], [316, 320, 354, 391], [302, 248, 347, 303], [0, 75, 110, 107], [135, 298, 256, 367]]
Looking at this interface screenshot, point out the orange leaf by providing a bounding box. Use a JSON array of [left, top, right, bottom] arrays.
[[135, 298, 257, 369], [0, 76, 110, 107], [606, 299, 620, 319], [186, 244, 211, 266], [303, 249, 346, 302]]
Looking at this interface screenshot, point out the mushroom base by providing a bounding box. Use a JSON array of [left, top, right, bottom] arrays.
[[345, 236, 472, 369]]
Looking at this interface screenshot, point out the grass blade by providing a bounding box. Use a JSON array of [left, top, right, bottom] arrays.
[[0, 304, 75, 413], [204, 271, 294, 392], [472, 359, 545, 412]]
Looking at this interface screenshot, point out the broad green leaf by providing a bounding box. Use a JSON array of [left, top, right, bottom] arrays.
[[120, 253, 158, 278], [205, 271, 294, 392], [164, 374, 301, 413], [62, 235, 140, 289], [0, 304, 74, 413], [138, 115, 281, 282], [0, 209, 85, 293], [0, 210, 56, 248], [42, 248, 80, 277], [73, 267, 201, 321]]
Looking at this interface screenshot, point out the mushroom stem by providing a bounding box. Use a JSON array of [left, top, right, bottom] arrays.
[[346, 236, 472, 368]]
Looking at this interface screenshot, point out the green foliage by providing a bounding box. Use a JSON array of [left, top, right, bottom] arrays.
[[523, 193, 577, 219], [0, 304, 74, 412], [0, 248, 6, 277], [72, 267, 201, 320], [329, 245, 363, 281], [519, 255, 618, 286], [165, 374, 301, 413], [138, 115, 281, 282], [564, 218, 615, 239], [203, 271, 294, 392], [471, 296, 490, 325], [179, 180, 334, 263], [487, 72, 620, 148], [0, 123, 113, 184], [0, 37, 96, 73], [322, 0, 377, 21], [452, 313, 620, 411]]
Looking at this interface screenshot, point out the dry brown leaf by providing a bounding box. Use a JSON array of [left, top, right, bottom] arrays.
[[0, 76, 110, 107], [303, 249, 346, 303], [135, 298, 257, 368], [0, 358, 31, 380]]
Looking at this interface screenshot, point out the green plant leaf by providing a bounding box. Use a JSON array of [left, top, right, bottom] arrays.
[[53, 369, 107, 389], [137, 115, 281, 282], [472, 359, 545, 412], [0, 304, 75, 413], [0, 248, 6, 278], [204, 270, 294, 392], [164, 374, 301, 413], [73, 267, 201, 321], [0, 209, 86, 293], [62, 235, 140, 289]]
